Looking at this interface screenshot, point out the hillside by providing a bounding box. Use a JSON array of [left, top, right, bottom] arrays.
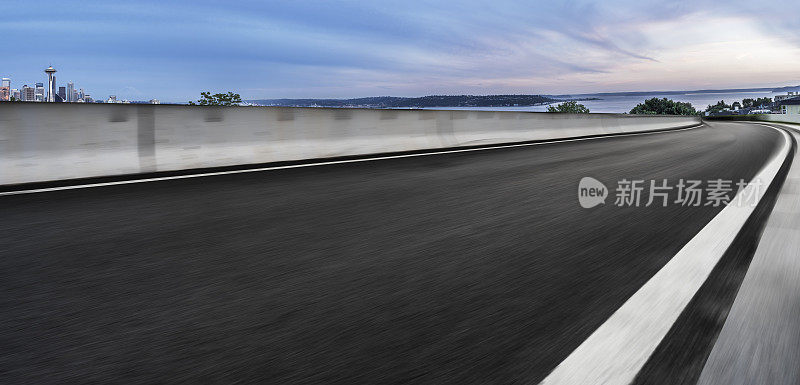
[[249, 94, 556, 108]]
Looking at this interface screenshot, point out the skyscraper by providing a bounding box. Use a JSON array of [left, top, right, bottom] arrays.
[[67, 81, 75, 102], [21, 85, 34, 101], [45, 66, 57, 102], [0, 78, 9, 101], [34, 83, 45, 102], [11, 89, 20, 100], [58, 86, 67, 101]]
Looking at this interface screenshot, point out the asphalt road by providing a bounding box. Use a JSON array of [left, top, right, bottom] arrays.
[[0, 121, 783, 384]]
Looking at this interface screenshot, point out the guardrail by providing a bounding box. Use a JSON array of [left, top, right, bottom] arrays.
[[0, 103, 701, 185]]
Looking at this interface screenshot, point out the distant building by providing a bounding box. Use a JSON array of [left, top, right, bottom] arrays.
[[107, 95, 117, 103], [58, 86, 67, 101], [775, 91, 799, 102], [45, 66, 57, 102], [67, 81, 75, 102], [21, 85, 34, 101], [149, 99, 160, 104], [0, 78, 9, 101], [11, 89, 20, 100], [34, 83, 45, 102], [780, 97, 800, 115]]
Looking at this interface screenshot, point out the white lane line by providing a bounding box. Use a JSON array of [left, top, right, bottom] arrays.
[[0, 124, 701, 197], [539, 125, 791, 385], [695, 123, 800, 385]]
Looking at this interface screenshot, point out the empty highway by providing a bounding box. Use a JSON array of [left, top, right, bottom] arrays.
[[0, 121, 793, 384]]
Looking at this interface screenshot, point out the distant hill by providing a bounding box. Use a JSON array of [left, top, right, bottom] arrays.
[[248, 94, 556, 108], [771, 85, 800, 93], [248, 86, 800, 108], [549, 85, 800, 99]]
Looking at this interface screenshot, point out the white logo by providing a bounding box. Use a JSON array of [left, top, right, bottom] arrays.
[[579, 177, 608, 208]]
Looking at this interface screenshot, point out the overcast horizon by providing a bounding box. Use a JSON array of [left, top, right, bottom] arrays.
[[2, 1, 799, 103]]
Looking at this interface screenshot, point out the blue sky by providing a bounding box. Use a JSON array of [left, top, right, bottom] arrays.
[[2, 1, 799, 102]]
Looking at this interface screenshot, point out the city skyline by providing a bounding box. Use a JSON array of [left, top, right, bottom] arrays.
[[2, 64, 798, 106], [0, 66, 94, 103], [1, 65, 166, 104], [1, 1, 799, 102]]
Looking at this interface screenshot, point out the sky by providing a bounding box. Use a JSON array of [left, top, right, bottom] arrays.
[[1, 1, 799, 102]]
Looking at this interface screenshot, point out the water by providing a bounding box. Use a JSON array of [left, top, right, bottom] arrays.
[[422, 90, 785, 114]]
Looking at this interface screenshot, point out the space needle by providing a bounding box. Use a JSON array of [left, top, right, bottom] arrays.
[[45, 66, 57, 102]]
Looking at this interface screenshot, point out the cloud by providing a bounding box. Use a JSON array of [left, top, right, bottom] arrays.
[[0, 0, 798, 100]]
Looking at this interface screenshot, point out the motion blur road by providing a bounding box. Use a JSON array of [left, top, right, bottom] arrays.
[[0, 121, 787, 383]]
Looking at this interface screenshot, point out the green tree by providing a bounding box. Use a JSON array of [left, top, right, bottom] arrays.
[[629, 98, 698, 115], [547, 101, 590, 113], [752, 97, 772, 108], [737, 97, 772, 110], [188, 91, 242, 106], [705, 100, 731, 114]]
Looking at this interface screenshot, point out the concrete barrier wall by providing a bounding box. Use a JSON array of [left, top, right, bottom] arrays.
[[1, 103, 700, 185], [761, 114, 800, 124]]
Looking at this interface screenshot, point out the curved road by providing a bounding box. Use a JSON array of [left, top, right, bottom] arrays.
[[0, 121, 788, 383]]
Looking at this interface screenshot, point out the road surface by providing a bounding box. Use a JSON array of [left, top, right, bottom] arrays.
[[0, 121, 789, 384]]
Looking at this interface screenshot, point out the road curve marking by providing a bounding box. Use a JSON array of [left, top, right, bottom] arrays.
[[696, 122, 800, 385], [539, 124, 791, 385], [0, 124, 701, 197]]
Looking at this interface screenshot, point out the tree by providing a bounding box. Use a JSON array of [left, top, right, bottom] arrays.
[[752, 97, 772, 108], [705, 100, 731, 114], [739, 97, 772, 109], [188, 91, 242, 106], [547, 101, 590, 113], [629, 97, 698, 115]]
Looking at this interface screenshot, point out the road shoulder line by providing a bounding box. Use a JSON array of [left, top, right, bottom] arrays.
[[540, 125, 792, 385], [697, 123, 800, 385]]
